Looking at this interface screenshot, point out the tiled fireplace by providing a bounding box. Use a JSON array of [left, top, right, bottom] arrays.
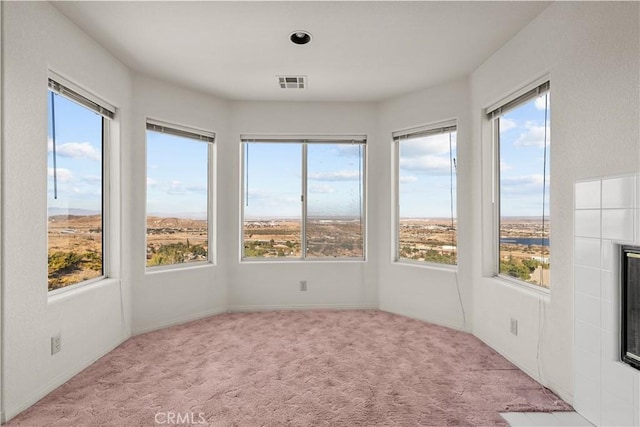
[[574, 175, 640, 426]]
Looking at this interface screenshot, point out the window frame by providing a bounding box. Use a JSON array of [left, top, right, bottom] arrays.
[[489, 78, 551, 291], [47, 73, 113, 295], [393, 120, 458, 269], [240, 136, 367, 262], [144, 118, 216, 271]]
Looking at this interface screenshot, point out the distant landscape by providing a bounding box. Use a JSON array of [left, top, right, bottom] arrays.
[[244, 218, 364, 258], [48, 214, 209, 290], [146, 216, 208, 267], [48, 214, 103, 290], [499, 217, 550, 288], [48, 214, 549, 290]]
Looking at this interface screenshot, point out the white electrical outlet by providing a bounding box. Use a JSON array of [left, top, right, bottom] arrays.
[[51, 334, 61, 355], [300, 280, 307, 291], [510, 318, 518, 336]]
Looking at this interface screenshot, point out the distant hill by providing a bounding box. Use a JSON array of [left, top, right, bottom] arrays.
[[146, 216, 207, 229], [48, 207, 100, 217]]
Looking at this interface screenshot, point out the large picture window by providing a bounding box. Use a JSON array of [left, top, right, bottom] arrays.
[[47, 78, 114, 291], [242, 138, 366, 260], [489, 80, 550, 288], [394, 122, 457, 266], [146, 120, 214, 268]]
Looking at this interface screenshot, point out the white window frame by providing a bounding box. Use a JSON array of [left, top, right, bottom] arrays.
[[47, 72, 114, 295], [144, 119, 216, 272], [488, 77, 550, 292], [240, 135, 367, 262], [393, 120, 458, 269]]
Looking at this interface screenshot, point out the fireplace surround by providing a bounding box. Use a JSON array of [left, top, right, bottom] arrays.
[[621, 245, 640, 371]]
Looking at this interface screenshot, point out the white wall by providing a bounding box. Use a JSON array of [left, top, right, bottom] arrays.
[[227, 102, 379, 311], [377, 78, 472, 331], [130, 75, 230, 334], [0, 1, 4, 422], [2, 2, 132, 421], [3, 1, 639, 424], [471, 1, 639, 403]]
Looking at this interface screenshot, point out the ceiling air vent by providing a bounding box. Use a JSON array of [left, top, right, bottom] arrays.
[[278, 76, 306, 89]]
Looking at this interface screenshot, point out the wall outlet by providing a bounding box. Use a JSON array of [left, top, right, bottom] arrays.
[[51, 334, 61, 355], [300, 280, 307, 291], [510, 318, 518, 336]]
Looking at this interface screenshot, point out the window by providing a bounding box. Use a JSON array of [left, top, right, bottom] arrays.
[[146, 120, 214, 268], [242, 138, 366, 260], [489, 81, 550, 288], [394, 122, 457, 266], [47, 78, 114, 291]]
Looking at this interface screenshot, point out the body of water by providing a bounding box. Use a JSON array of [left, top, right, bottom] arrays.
[[500, 237, 549, 247]]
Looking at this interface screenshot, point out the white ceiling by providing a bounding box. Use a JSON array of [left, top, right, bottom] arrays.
[[53, 1, 550, 102]]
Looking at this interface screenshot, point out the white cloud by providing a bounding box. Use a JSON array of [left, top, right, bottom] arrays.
[[185, 184, 206, 193], [503, 174, 544, 186], [501, 174, 549, 195], [535, 94, 550, 111], [309, 183, 335, 194], [244, 188, 300, 211], [49, 142, 101, 161], [500, 160, 512, 171], [400, 133, 455, 158], [47, 167, 74, 182], [500, 118, 517, 132], [335, 145, 363, 158], [309, 170, 360, 181], [399, 175, 418, 183], [399, 155, 452, 174], [514, 122, 550, 149], [165, 180, 188, 195], [82, 175, 102, 184], [147, 177, 157, 186]]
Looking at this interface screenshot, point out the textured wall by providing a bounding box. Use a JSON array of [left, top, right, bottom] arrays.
[[2, 1, 132, 420], [470, 1, 640, 403]]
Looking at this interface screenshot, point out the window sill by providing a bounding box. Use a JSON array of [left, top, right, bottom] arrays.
[[241, 257, 366, 264], [48, 276, 119, 302], [394, 259, 458, 273], [488, 274, 551, 297], [145, 260, 214, 275]]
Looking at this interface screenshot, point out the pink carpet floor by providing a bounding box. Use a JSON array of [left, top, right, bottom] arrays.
[[8, 310, 571, 426]]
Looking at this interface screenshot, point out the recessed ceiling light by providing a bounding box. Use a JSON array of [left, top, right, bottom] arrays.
[[290, 31, 312, 45]]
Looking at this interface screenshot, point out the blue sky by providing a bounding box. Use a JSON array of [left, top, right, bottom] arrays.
[[243, 142, 364, 219], [47, 92, 103, 214], [499, 93, 550, 218], [49, 90, 549, 220], [399, 131, 457, 219], [146, 131, 209, 218]]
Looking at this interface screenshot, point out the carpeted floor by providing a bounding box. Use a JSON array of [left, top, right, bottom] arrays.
[[8, 310, 571, 426]]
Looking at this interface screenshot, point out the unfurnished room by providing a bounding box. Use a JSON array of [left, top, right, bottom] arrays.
[[0, 1, 639, 426]]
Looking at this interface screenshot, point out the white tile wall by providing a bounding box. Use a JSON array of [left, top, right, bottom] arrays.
[[576, 180, 601, 210], [574, 175, 640, 427], [575, 237, 601, 269], [602, 209, 634, 241], [575, 265, 600, 298], [602, 176, 635, 209], [576, 210, 602, 239]]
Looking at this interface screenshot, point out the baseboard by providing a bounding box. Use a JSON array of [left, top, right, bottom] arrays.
[[378, 307, 469, 333], [132, 307, 228, 336], [473, 331, 572, 405], [544, 378, 573, 406], [228, 303, 378, 313], [4, 334, 128, 423]]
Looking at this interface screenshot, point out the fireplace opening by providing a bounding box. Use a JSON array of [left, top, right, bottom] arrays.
[[621, 245, 640, 370]]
